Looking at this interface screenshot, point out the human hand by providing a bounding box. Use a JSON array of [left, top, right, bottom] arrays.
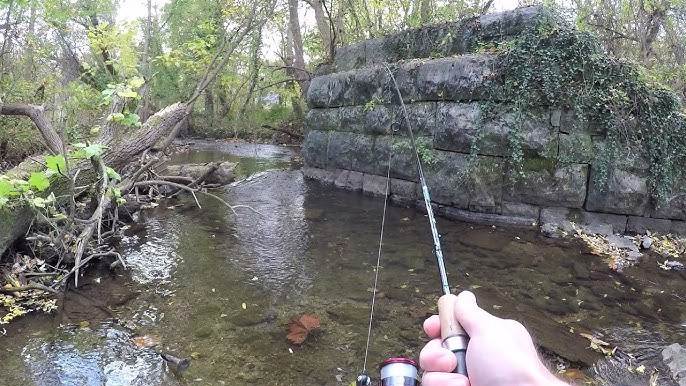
[[419, 291, 568, 386]]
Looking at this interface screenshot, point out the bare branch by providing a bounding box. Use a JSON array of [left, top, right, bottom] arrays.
[[0, 283, 58, 294], [0, 103, 62, 154]]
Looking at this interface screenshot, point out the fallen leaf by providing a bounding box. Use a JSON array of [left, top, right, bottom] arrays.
[[286, 314, 320, 345], [241, 302, 247, 309], [132, 335, 159, 348]]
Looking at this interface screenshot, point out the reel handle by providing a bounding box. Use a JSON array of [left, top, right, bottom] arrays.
[[438, 294, 469, 376]]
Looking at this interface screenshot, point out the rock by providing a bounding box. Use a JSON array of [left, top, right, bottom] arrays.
[[606, 235, 640, 252], [641, 235, 652, 249], [540, 222, 563, 238], [662, 343, 686, 386]]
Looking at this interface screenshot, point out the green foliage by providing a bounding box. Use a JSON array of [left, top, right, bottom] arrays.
[[485, 9, 686, 201], [392, 137, 438, 166]]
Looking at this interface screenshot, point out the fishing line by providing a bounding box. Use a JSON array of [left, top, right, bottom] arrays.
[[357, 63, 470, 385], [360, 116, 397, 377]]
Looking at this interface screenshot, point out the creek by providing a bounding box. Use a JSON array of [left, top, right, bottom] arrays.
[[0, 141, 684, 385]]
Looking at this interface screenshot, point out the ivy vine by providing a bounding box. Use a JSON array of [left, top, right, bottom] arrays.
[[475, 9, 686, 203]]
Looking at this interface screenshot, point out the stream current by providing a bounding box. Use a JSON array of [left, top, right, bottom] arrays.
[[0, 141, 684, 385]]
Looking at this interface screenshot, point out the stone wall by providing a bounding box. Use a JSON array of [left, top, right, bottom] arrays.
[[301, 7, 686, 235]]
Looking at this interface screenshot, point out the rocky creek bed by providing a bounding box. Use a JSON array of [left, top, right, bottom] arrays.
[[0, 141, 684, 385]]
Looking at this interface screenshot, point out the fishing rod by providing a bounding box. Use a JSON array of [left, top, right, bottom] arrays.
[[355, 64, 469, 386]]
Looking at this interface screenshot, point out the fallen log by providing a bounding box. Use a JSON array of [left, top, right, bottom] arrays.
[[0, 102, 187, 255]]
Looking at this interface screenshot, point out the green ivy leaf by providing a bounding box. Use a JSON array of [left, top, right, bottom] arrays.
[[72, 143, 105, 159], [0, 179, 14, 197], [129, 76, 145, 89], [106, 167, 121, 182], [116, 88, 138, 98], [45, 155, 66, 174], [28, 173, 50, 192], [31, 197, 47, 208]]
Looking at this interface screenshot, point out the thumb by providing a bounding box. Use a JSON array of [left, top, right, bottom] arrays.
[[454, 291, 499, 335]]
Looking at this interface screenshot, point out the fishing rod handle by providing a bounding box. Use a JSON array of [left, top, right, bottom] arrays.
[[438, 294, 470, 376]]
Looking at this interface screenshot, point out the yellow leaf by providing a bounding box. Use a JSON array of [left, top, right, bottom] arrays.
[[241, 302, 247, 309], [636, 365, 645, 374]]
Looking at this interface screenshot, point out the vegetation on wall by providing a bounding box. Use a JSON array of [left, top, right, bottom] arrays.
[[477, 8, 685, 203]]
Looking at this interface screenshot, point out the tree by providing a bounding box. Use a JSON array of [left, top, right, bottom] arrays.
[[0, 0, 275, 287]]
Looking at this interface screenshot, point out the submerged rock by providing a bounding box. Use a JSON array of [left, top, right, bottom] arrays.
[[662, 343, 686, 386]]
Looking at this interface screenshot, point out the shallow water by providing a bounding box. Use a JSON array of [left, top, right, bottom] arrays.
[[0, 141, 684, 386]]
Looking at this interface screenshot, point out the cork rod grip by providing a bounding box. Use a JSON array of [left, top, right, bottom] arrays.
[[437, 294, 469, 376]]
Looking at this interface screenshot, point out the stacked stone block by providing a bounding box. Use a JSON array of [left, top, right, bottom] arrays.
[[302, 7, 686, 234]]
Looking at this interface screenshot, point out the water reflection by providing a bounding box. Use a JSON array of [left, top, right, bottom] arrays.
[[22, 325, 176, 386], [225, 170, 311, 294], [1, 142, 684, 386], [119, 217, 181, 284]]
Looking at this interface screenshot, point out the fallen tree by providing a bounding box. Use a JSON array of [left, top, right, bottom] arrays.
[[0, 0, 276, 298]]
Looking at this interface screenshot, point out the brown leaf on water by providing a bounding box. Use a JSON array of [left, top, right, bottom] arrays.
[[132, 335, 159, 348], [286, 314, 320, 345], [407, 308, 428, 319]]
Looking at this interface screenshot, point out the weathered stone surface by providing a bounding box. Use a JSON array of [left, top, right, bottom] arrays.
[[671, 220, 686, 235], [348, 66, 389, 105], [307, 72, 355, 108], [364, 105, 394, 135], [339, 106, 365, 133], [421, 151, 503, 210], [373, 135, 420, 181], [501, 201, 540, 221], [365, 36, 404, 67], [539, 207, 627, 235], [559, 132, 594, 163], [648, 178, 686, 220], [326, 131, 357, 170], [506, 159, 588, 208], [362, 174, 388, 196], [305, 108, 339, 131], [581, 212, 628, 234], [334, 42, 366, 72], [302, 130, 329, 169], [558, 110, 604, 136], [304, 6, 686, 233], [349, 134, 377, 175], [403, 23, 455, 59], [334, 170, 364, 191], [435, 103, 556, 157], [468, 155, 505, 212], [586, 154, 650, 216], [391, 60, 423, 103], [470, 6, 545, 43], [438, 206, 535, 227], [626, 216, 672, 235], [301, 166, 335, 184], [390, 178, 418, 199], [435, 102, 506, 155], [416, 55, 496, 102], [518, 110, 558, 158], [662, 343, 686, 386], [394, 102, 436, 137]]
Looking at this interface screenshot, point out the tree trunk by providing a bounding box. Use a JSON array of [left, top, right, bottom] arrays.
[[138, 0, 154, 122], [309, 0, 334, 62], [287, 0, 310, 96]]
